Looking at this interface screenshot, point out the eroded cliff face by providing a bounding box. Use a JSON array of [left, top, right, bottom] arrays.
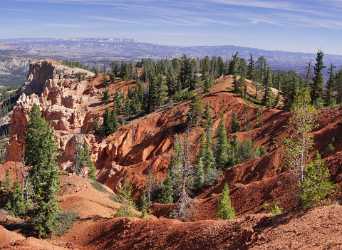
[[6, 61, 96, 166], [6, 61, 342, 218]]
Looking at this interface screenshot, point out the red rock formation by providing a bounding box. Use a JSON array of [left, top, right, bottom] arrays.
[[5, 61, 342, 218]]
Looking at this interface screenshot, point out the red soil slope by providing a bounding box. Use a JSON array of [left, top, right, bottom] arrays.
[[1, 61, 342, 249]]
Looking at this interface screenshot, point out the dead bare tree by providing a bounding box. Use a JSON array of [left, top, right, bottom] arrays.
[[175, 126, 194, 220]]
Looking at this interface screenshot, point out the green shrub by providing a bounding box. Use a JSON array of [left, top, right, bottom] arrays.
[[300, 153, 335, 209], [255, 146, 266, 157], [114, 205, 135, 218], [91, 181, 107, 193], [326, 143, 335, 154], [54, 212, 79, 236], [217, 183, 235, 220], [237, 139, 255, 162], [173, 89, 196, 102], [263, 202, 283, 216], [6, 182, 26, 217], [231, 113, 240, 133], [117, 182, 135, 207]]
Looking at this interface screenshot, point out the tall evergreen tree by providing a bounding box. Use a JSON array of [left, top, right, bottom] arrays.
[[233, 74, 240, 93], [203, 77, 213, 93], [247, 54, 255, 80], [102, 108, 118, 136], [25, 104, 60, 237], [160, 171, 174, 203], [161, 136, 183, 202], [74, 141, 96, 180], [187, 95, 203, 127], [196, 133, 216, 184], [311, 51, 325, 105], [255, 56, 267, 83], [157, 74, 169, 106], [231, 113, 240, 133], [325, 64, 336, 106], [304, 62, 313, 87], [263, 69, 273, 107], [228, 52, 239, 75], [102, 88, 110, 104], [215, 118, 231, 169], [202, 104, 213, 144], [148, 75, 159, 113], [194, 157, 205, 190], [336, 70, 342, 104]]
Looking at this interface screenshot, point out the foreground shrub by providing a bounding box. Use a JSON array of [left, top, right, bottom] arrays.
[[54, 212, 79, 236], [263, 202, 283, 216], [217, 183, 235, 220], [300, 154, 335, 209]]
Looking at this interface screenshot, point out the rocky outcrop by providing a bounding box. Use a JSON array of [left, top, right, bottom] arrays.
[[6, 61, 95, 167]]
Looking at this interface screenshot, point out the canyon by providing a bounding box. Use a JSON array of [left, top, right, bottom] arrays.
[[0, 61, 341, 249]]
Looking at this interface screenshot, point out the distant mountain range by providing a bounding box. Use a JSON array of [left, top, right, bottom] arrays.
[[1, 38, 342, 86]]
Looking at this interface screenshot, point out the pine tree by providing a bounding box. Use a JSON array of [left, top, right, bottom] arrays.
[[203, 77, 213, 93], [263, 69, 273, 107], [304, 62, 313, 87], [215, 118, 231, 169], [325, 64, 336, 106], [217, 183, 235, 219], [160, 171, 174, 203], [161, 136, 183, 203], [102, 108, 112, 136], [202, 104, 213, 143], [102, 108, 118, 136], [179, 55, 193, 89], [300, 153, 334, 209], [83, 142, 96, 180], [148, 75, 159, 113], [228, 52, 239, 75], [157, 74, 168, 106], [236, 139, 255, 163], [102, 88, 110, 104], [111, 109, 119, 132], [25, 104, 60, 237], [247, 54, 255, 80], [114, 91, 124, 114], [196, 133, 216, 187], [194, 158, 205, 190], [255, 56, 267, 84], [187, 95, 203, 127], [140, 190, 150, 217], [233, 74, 240, 93], [75, 141, 96, 180], [103, 75, 110, 87], [118, 182, 135, 207], [311, 51, 325, 106], [231, 113, 240, 133], [336, 70, 342, 104], [189, 58, 198, 90]]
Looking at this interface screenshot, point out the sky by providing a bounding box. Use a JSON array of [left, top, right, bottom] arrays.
[[1, 0, 342, 54]]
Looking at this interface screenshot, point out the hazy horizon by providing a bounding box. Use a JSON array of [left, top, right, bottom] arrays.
[[1, 0, 342, 55]]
